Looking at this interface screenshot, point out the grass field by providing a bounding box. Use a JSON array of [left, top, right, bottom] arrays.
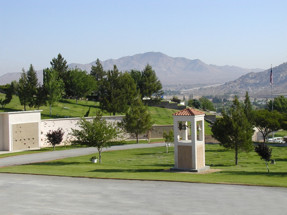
[[1, 144, 286, 187]]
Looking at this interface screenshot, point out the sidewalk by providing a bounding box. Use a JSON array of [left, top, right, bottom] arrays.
[[0, 143, 166, 168]]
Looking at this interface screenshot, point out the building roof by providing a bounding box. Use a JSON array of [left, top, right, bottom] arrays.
[[173, 108, 205, 116]]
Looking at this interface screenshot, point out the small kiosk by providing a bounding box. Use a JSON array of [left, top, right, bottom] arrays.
[[0, 111, 42, 151], [171, 108, 209, 172]]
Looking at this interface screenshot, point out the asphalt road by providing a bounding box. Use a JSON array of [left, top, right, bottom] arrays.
[[0, 173, 287, 215], [0, 143, 166, 167], [1, 143, 287, 214]]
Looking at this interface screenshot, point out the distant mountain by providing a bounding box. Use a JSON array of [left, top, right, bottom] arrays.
[[68, 52, 262, 85], [0, 71, 43, 85], [185, 62, 287, 96], [0, 52, 262, 86]]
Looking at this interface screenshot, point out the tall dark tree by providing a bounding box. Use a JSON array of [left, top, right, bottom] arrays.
[[18, 70, 29, 111], [120, 96, 154, 143], [34, 84, 47, 109], [139, 64, 163, 99], [212, 96, 254, 165], [26, 64, 39, 108], [50, 53, 68, 81], [253, 109, 282, 143], [129, 69, 142, 91], [100, 65, 137, 115], [90, 59, 106, 81]]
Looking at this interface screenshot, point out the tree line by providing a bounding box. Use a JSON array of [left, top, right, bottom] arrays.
[[1, 53, 163, 118]]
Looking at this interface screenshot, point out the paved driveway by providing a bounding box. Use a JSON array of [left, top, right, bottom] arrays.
[[0, 143, 165, 167], [0, 173, 287, 214]]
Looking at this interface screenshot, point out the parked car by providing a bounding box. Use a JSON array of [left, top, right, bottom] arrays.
[[267, 137, 285, 143]]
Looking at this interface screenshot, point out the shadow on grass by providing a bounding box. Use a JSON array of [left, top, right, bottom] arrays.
[[60, 99, 100, 109], [222, 171, 287, 176], [136, 164, 173, 167], [89, 168, 162, 173], [207, 164, 234, 167], [26, 161, 86, 166], [1, 107, 23, 112], [205, 149, 229, 153], [274, 158, 287, 162]]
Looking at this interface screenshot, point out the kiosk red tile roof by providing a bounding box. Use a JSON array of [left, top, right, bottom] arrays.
[[173, 108, 205, 116]]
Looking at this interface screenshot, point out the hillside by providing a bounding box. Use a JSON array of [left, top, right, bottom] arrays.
[[184, 62, 287, 96]]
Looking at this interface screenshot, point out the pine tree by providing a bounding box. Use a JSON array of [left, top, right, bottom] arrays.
[[244, 91, 253, 123], [90, 59, 106, 81], [140, 64, 163, 99], [50, 53, 68, 80], [120, 96, 154, 143], [18, 70, 29, 111], [212, 96, 254, 165], [100, 66, 137, 115], [26, 64, 39, 108]]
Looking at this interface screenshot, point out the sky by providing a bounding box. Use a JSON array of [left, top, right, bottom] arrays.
[[1, 0, 287, 75]]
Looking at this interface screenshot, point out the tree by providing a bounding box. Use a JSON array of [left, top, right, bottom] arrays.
[[254, 143, 272, 172], [199, 97, 215, 111], [71, 111, 122, 163], [100, 66, 137, 115], [90, 59, 106, 81], [253, 109, 282, 143], [0, 81, 15, 108], [18, 70, 29, 111], [212, 96, 222, 103], [188, 99, 202, 109], [50, 53, 68, 80], [163, 129, 174, 143], [46, 128, 65, 150], [268, 95, 287, 113], [129, 69, 142, 91], [138, 64, 163, 99], [66, 68, 97, 103], [120, 97, 154, 143], [163, 129, 174, 153], [44, 68, 65, 116], [34, 85, 47, 110], [26, 64, 39, 108], [212, 96, 254, 165]]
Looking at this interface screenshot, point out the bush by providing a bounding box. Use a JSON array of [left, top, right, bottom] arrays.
[[46, 128, 65, 150]]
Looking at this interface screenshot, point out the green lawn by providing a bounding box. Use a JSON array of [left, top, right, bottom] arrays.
[[1, 144, 286, 187]]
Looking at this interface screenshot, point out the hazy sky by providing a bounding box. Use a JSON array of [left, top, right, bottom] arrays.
[[1, 0, 287, 75]]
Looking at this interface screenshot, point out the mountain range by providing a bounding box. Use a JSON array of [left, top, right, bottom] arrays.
[[184, 62, 287, 96], [68, 52, 262, 85], [0, 52, 266, 93]]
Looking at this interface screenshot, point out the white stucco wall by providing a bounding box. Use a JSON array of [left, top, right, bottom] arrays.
[[40, 116, 124, 147]]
